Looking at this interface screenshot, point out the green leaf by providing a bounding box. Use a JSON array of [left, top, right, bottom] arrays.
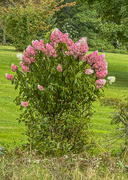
[[62, 42, 68, 51], [76, 72, 82, 78], [63, 70, 67, 76], [74, 78, 77, 85], [65, 77, 69, 83], [79, 60, 85, 66], [15, 83, 18, 90]]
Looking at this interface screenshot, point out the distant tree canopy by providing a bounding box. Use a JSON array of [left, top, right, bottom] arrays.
[[54, 0, 128, 51], [0, 0, 57, 50], [0, 0, 128, 51], [54, 2, 110, 51], [77, 0, 128, 24], [75, 0, 128, 49], [0, 0, 75, 50]]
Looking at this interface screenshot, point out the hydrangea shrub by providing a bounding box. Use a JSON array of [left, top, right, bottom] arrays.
[[6, 28, 110, 156]]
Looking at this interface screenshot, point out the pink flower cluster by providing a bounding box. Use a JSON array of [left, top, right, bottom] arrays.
[[19, 46, 36, 73], [51, 28, 88, 60], [57, 64, 62, 72], [32, 39, 57, 58], [21, 101, 28, 107], [51, 28, 65, 46], [85, 69, 94, 75], [21, 65, 29, 73], [96, 79, 106, 89], [11, 64, 19, 72], [19, 61, 29, 73], [22, 50, 36, 65], [84, 51, 108, 88], [38, 85, 44, 91], [85, 51, 108, 78], [5, 73, 14, 81], [6, 28, 108, 90]]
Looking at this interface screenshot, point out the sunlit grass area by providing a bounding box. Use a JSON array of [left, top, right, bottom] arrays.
[[0, 46, 26, 147], [90, 52, 128, 153], [0, 45, 128, 153]]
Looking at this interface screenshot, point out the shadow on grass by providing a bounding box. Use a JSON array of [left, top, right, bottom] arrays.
[[0, 48, 16, 52], [112, 77, 128, 89], [108, 70, 128, 88]]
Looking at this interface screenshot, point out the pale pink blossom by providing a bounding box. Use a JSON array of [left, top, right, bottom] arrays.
[[51, 29, 73, 50], [63, 33, 69, 39], [22, 50, 36, 65], [71, 38, 88, 59], [32, 40, 42, 51], [95, 70, 108, 79], [11, 64, 19, 72], [69, 51, 74, 55], [5, 73, 14, 81], [21, 101, 28, 107], [96, 79, 106, 89], [19, 61, 24, 67], [93, 59, 108, 72], [45, 43, 57, 57], [38, 85, 44, 91], [32, 39, 45, 51], [65, 51, 70, 56], [21, 65, 29, 73], [50, 28, 64, 46], [53, 54, 57, 58], [22, 55, 31, 65], [26, 45, 36, 56], [32, 40, 58, 58], [57, 64, 62, 72], [67, 38, 74, 46], [50, 29, 88, 60], [85, 69, 94, 75], [40, 39, 44, 44], [98, 54, 105, 61], [85, 51, 98, 65]]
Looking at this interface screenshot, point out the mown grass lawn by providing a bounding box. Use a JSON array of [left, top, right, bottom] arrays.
[[0, 46, 26, 147], [91, 52, 128, 154], [0, 45, 128, 154]]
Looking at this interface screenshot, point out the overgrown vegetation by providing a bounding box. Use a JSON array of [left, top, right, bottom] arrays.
[[0, 149, 128, 180], [0, 0, 75, 50]]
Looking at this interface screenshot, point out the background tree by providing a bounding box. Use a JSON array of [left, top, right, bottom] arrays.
[[0, 0, 9, 45], [0, 0, 75, 50], [54, 1, 114, 51], [76, 0, 128, 50]]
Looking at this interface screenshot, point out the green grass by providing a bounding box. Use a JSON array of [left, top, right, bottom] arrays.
[[0, 45, 128, 153], [90, 52, 128, 153], [0, 45, 26, 147]]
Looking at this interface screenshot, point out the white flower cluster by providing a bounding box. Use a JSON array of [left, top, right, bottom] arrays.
[[17, 53, 23, 60], [107, 76, 116, 84]]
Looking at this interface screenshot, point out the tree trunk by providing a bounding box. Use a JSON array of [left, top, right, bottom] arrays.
[[2, 28, 6, 45]]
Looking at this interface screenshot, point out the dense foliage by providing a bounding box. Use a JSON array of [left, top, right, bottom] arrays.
[[0, 0, 75, 50], [77, 0, 128, 50], [54, 2, 115, 51], [0, 0, 128, 52]]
